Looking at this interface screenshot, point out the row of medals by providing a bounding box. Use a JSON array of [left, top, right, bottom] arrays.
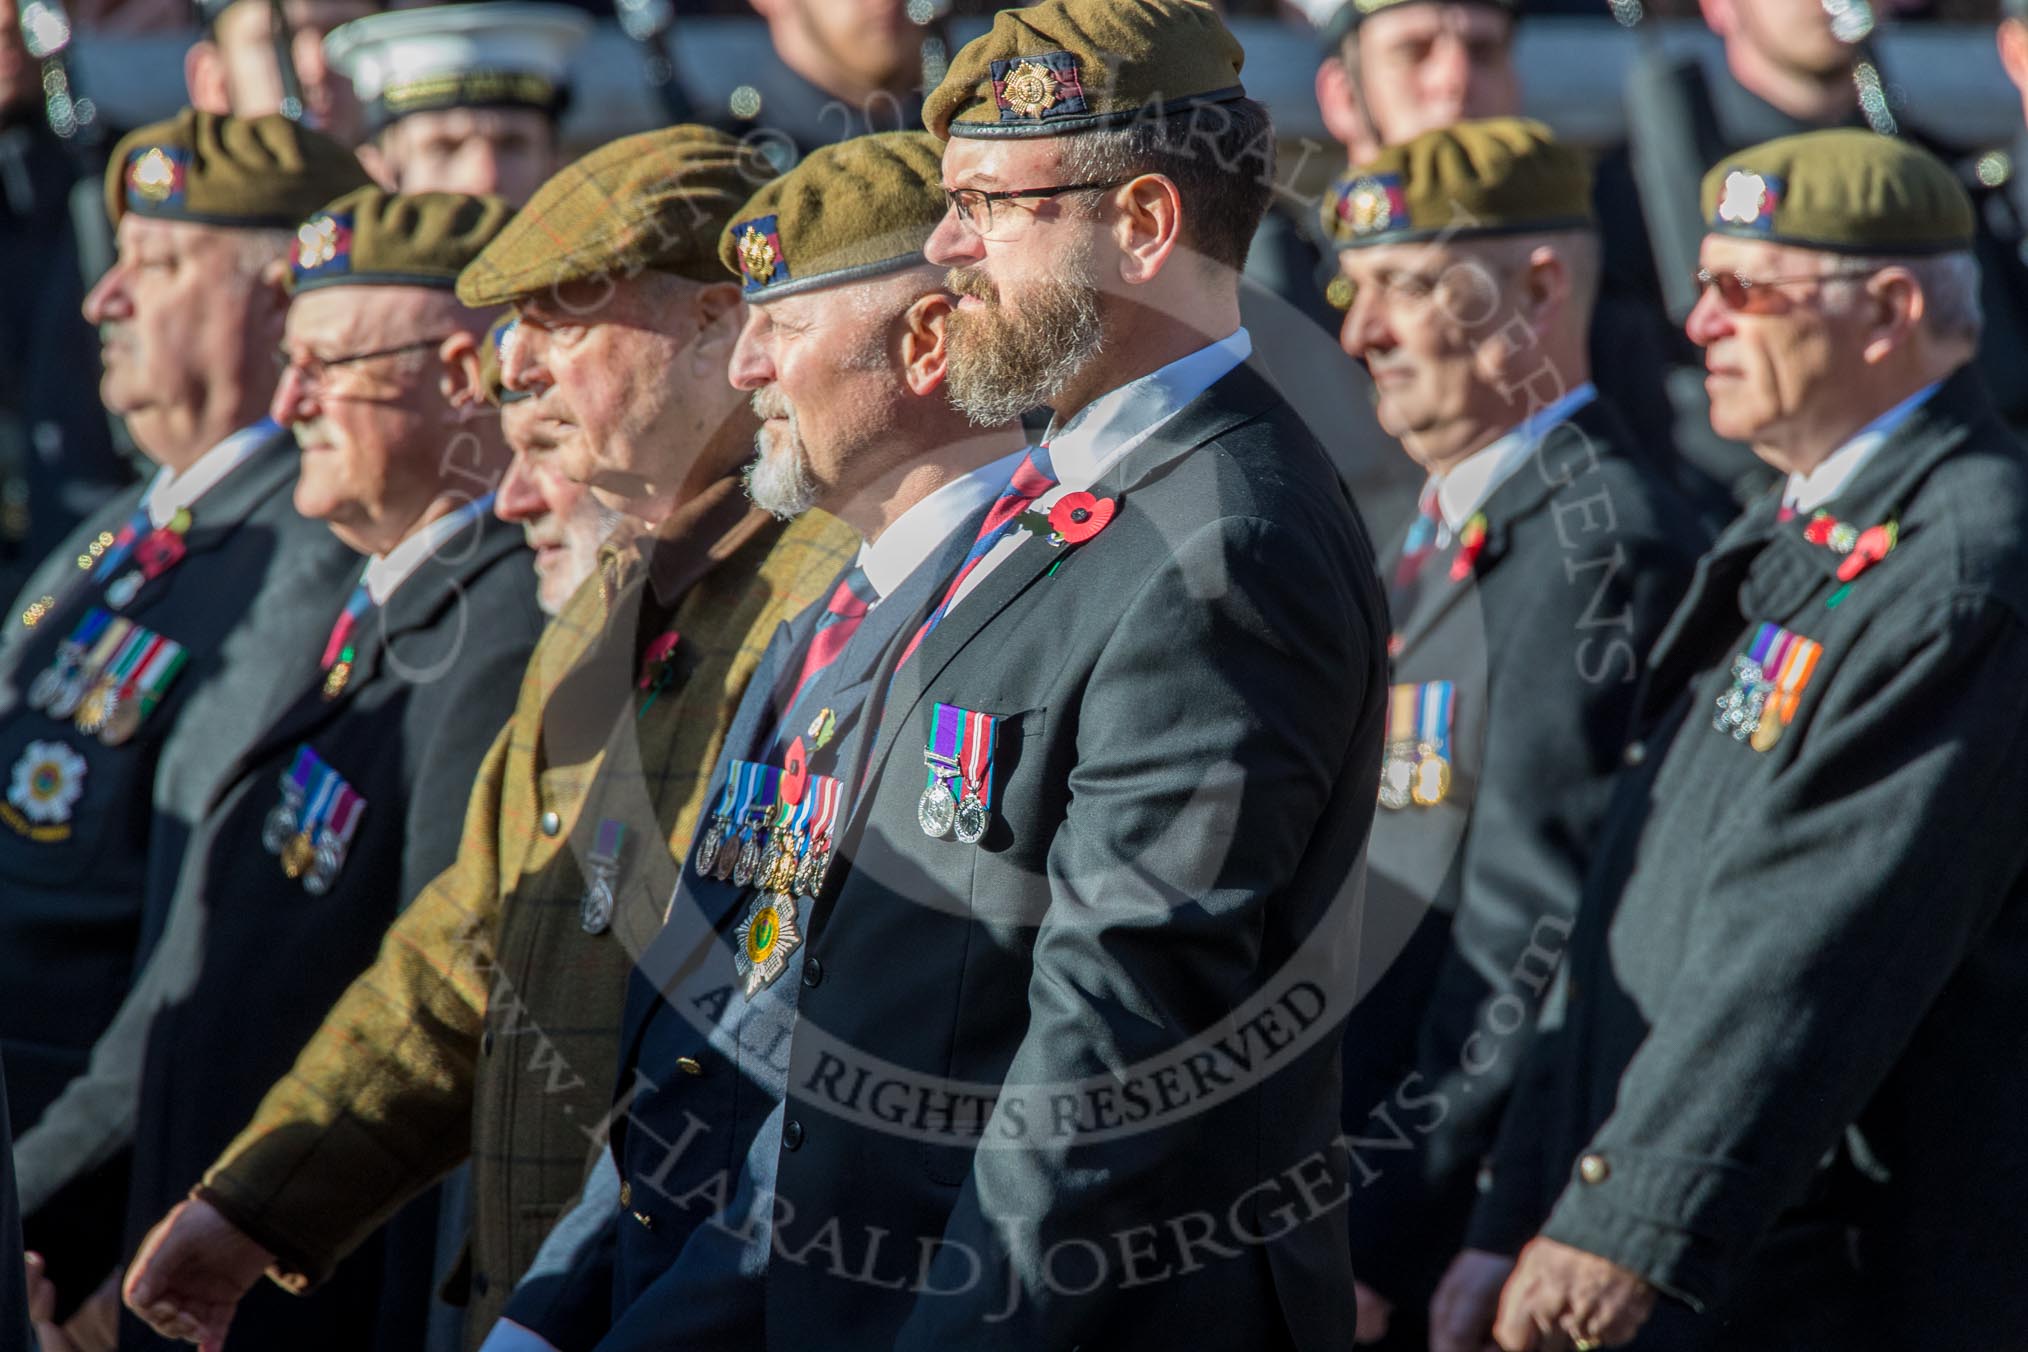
[[25, 639, 149, 746], [260, 788, 343, 895], [919, 752, 988, 844], [695, 804, 832, 900], [1378, 739, 1452, 811]]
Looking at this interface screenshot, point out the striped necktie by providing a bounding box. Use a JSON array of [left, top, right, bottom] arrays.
[[1394, 483, 1445, 590], [783, 564, 876, 716], [896, 448, 1058, 670]]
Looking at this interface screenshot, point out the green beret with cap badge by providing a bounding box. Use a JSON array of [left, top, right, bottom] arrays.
[[104, 107, 372, 231], [1701, 128, 1974, 256], [923, 0, 1246, 141], [1322, 117, 1593, 250], [719, 131, 946, 301], [290, 185, 515, 293]]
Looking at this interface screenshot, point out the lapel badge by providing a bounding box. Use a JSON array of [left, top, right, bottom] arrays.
[[1378, 682, 1454, 810], [1712, 622, 1822, 752], [808, 706, 837, 751], [581, 818, 627, 935], [4, 740, 88, 840], [1448, 513, 1489, 583], [921, 702, 999, 844]]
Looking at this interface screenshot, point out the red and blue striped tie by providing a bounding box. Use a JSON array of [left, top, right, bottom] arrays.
[[896, 448, 1057, 670], [784, 564, 877, 715]]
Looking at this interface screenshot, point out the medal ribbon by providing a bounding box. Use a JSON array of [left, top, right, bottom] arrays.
[[97, 626, 152, 691], [729, 760, 780, 831], [321, 583, 375, 670], [1387, 684, 1418, 744], [898, 449, 1058, 671], [956, 706, 998, 809], [924, 702, 966, 801], [806, 776, 843, 845], [284, 745, 317, 799], [299, 758, 342, 841], [324, 784, 366, 851], [58, 607, 115, 657], [593, 817, 627, 864], [1769, 631, 1822, 725], [93, 506, 154, 584], [110, 634, 169, 704], [1746, 622, 1782, 672], [135, 642, 188, 708], [1415, 681, 1454, 761]]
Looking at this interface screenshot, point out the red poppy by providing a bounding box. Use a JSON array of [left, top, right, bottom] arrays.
[[1836, 522, 1898, 583], [1048, 492, 1116, 546], [780, 737, 809, 807], [1803, 514, 1837, 547], [637, 631, 680, 690], [135, 529, 186, 580], [1448, 514, 1489, 583]]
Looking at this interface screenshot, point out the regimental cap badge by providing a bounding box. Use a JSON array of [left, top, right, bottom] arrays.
[[1338, 172, 1409, 240], [1715, 169, 1783, 231], [126, 146, 189, 210], [291, 212, 355, 282], [990, 51, 1089, 123], [732, 214, 789, 292]]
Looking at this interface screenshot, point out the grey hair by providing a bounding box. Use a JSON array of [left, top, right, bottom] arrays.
[[1825, 250, 1983, 345]]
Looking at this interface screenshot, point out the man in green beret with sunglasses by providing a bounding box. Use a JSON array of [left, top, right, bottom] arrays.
[[1453, 129, 2028, 1352]]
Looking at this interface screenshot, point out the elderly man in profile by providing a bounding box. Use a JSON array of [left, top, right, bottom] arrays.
[[118, 126, 855, 1349], [1436, 130, 2028, 1352]]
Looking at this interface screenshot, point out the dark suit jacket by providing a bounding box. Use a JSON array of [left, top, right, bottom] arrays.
[[114, 511, 542, 1351], [0, 427, 355, 1131], [529, 365, 1378, 1352], [1343, 399, 1706, 1308], [1473, 368, 2028, 1349], [0, 1054, 31, 1352]]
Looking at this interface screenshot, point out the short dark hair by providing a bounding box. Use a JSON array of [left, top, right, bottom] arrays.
[[1062, 96, 1277, 272]]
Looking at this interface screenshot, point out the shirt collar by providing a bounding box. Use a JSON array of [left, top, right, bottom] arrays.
[[145, 419, 277, 529], [1783, 381, 1941, 517], [857, 448, 1031, 602], [1041, 329, 1252, 490], [1431, 383, 1598, 532], [361, 493, 495, 606]]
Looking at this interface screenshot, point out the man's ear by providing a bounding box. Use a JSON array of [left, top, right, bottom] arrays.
[[1524, 245, 1572, 328], [437, 331, 485, 410], [356, 138, 397, 192], [185, 41, 231, 113], [689, 281, 746, 372], [1316, 55, 1376, 162], [899, 291, 952, 397], [1114, 174, 1185, 286], [1861, 267, 1923, 365], [1999, 19, 2028, 95]]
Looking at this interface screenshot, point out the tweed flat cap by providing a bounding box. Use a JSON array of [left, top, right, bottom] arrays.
[[1701, 129, 1973, 256], [104, 108, 372, 231], [456, 125, 772, 307], [718, 131, 944, 301], [1324, 117, 1592, 249], [290, 186, 515, 292], [923, 0, 1245, 141]]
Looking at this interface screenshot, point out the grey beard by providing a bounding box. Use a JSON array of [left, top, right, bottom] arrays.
[[743, 435, 820, 520], [944, 277, 1107, 428]]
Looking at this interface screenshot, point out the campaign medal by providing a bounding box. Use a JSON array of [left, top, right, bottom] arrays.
[[694, 774, 736, 877], [73, 625, 153, 736], [796, 775, 844, 897], [1712, 622, 1822, 751], [96, 630, 189, 747], [580, 818, 627, 934], [29, 609, 113, 713], [726, 761, 779, 888], [304, 786, 365, 896], [262, 746, 315, 852], [4, 740, 88, 837], [731, 891, 803, 999], [1378, 682, 1455, 809], [919, 703, 965, 839], [51, 615, 133, 721], [942, 703, 999, 844]]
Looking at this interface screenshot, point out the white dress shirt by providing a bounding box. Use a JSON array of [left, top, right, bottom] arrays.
[[1426, 383, 1598, 539], [857, 447, 1031, 606], [361, 493, 496, 605], [1782, 381, 1940, 517], [143, 419, 277, 529], [943, 330, 1253, 617]]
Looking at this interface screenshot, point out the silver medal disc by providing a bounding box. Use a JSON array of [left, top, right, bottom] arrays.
[[304, 841, 341, 896], [953, 788, 988, 844], [732, 833, 761, 887], [918, 782, 956, 838], [26, 667, 61, 712], [695, 818, 726, 875], [261, 803, 299, 853], [580, 876, 616, 934]]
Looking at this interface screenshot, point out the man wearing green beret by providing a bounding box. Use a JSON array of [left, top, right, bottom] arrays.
[[118, 126, 854, 1350], [1321, 117, 1707, 1352], [1447, 128, 2028, 1352], [463, 127, 1028, 1352], [18, 184, 546, 1352], [0, 106, 367, 1327]]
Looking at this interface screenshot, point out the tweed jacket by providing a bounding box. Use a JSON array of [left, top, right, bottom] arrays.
[[196, 485, 854, 1343]]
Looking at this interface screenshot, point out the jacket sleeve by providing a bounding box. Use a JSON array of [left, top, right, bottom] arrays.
[[198, 717, 515, 1284], [895, 513, 1380, 1348], [1539, 591, 2028, 1309]]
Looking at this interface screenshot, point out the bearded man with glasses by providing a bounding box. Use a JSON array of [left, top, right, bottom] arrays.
[[1454, 129, 2028, 1352]]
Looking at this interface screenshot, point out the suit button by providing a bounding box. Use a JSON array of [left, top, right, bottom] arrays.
[[472, 1272, 490, 1297], [480, 1029, 495, 1056], [618, 1180, 632, 1208], [675, 1056, 703, 1076], [1578, 1153, 1611, 1185], [540, 810, 562, 837], [802, 958, 823, 988], [1622, 742, 1646, 768], [783, 1119, 805, 1151]]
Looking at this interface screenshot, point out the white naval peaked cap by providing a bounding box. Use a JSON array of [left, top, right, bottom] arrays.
[[324, 1, 592, 133]]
